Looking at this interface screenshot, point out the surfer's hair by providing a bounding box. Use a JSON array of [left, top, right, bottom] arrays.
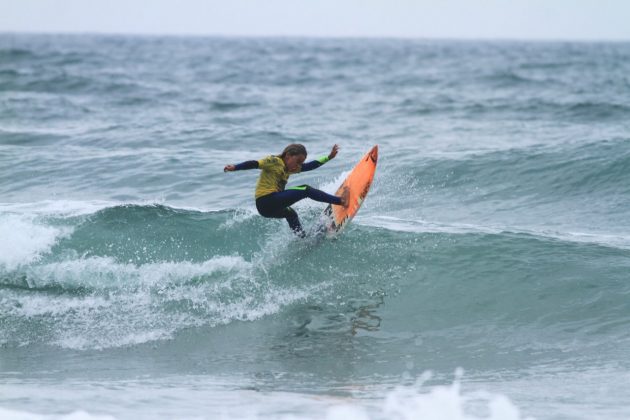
[[279, 144, 307, 159]]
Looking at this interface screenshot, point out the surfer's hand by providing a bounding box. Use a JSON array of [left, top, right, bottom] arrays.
[[224, 165, 236, 172], [328, 144, 339, 160]]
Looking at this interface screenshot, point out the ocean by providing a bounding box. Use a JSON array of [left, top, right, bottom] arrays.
[[1, 33, 630, 419]]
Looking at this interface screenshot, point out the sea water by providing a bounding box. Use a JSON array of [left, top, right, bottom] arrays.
[[2, 34, 630, 419]]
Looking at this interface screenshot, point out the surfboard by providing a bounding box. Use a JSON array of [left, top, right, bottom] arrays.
[[312, 145, 378, 238]]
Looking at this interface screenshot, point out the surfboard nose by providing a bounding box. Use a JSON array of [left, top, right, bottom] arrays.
[[369, 145, 378, 163]]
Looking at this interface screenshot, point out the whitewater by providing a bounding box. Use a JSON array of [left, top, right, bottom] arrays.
[[2, 34, 630, 419]]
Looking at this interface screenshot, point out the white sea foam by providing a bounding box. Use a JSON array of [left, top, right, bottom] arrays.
[[23, 255, 251, 289], [0, 200, 117, 271], [0, 375, 531, 420], [324, 381, 529, 420], [3, 253, 320, 350], [218, 206, 258, 229], [0, 213, 73, 271], [0, 408, 116, 420]]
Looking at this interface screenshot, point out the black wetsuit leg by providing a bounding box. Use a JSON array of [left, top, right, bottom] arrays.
[[256, 185, 342, 235]]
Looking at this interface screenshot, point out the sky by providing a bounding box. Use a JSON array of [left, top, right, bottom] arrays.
[[1, 0, 629, 41]]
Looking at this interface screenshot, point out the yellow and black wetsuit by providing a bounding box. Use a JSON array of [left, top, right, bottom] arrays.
[[233, 155, 341, 235]]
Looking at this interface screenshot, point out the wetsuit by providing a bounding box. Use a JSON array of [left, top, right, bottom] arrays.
[[233, 155, 341, 235]]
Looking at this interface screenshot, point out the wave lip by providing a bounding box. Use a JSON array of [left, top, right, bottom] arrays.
[[0, 213, 73, 272], [0, 200, 125, 273]]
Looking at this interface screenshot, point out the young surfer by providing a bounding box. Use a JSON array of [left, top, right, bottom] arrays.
[[224, 143, 348, 236]]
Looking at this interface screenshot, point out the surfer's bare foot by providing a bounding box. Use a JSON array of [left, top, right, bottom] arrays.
[[339, 188, 350, 208]]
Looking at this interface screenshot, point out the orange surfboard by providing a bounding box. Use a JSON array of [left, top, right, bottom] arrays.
[[315, 145, 378, 237]]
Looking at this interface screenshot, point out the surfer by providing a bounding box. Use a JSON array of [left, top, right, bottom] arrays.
[[224, 143, 348, 236]]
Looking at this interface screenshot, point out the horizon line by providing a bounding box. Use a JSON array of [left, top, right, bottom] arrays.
[[2, 30, 630, 44]]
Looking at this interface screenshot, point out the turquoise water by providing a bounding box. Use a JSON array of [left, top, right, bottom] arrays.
[[2, 34, 630, 419]]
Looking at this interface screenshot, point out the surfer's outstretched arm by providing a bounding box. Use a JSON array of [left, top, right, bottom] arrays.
[[300, 144, 339, 172], [224, 161, 259, 172]]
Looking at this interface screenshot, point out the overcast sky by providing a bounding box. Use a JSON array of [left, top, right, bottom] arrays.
[[1, 0, 629, 41]]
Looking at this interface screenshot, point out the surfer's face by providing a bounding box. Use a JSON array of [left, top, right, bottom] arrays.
[[284, 154, 306, 172]]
